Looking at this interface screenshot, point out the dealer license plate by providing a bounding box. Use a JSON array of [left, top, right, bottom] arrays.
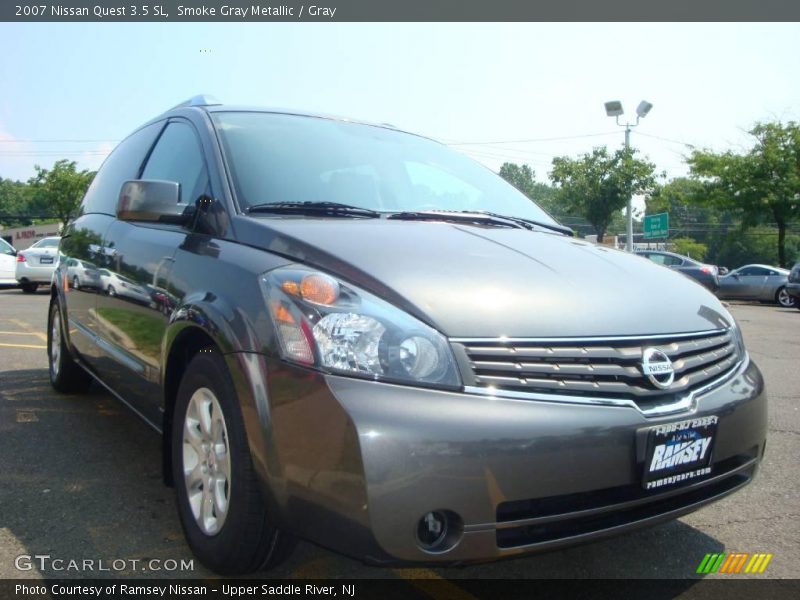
[[643, 415, 718, 490]]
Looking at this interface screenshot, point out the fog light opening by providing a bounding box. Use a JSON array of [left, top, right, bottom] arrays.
[[416, 510, 463, 553]]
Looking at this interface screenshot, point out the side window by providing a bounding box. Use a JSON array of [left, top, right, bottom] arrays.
[[81, 122, 164, 215], [646, 254, 665, 265], [663, 255, 684, 266], [141, 122, 209, 204], [739, 267, 766, 276]]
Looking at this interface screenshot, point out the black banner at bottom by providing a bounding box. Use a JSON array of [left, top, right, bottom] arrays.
[[2, 579, 800, 600]]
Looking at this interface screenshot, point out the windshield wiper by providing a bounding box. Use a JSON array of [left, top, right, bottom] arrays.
[[470, 211, 574, 236], [387, 210, 573, 236], [247, 201, 381, 218]]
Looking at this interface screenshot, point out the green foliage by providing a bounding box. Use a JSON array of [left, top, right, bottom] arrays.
[[0, 177, 36, 227], [498, 162, 559, 213], [550, 147, 658, 242], [671, 237, 708, 261], [712, 227, 800, 270], [688, 121, 800, 267], [28, 160, 95, 231]]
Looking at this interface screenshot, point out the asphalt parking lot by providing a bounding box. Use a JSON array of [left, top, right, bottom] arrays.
[[0, 287, 797, 582]]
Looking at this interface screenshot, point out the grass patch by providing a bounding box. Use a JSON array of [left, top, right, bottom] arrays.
[[97, 307, 164, 358]]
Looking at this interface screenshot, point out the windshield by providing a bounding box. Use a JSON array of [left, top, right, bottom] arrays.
[[32, 237, 60, 248], [211, 111, 558, 225]]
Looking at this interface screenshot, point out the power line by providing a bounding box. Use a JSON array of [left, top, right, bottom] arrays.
[[635, 131, 697, 148], [446, 131, 620, 146], [0, 139, 118, 143]]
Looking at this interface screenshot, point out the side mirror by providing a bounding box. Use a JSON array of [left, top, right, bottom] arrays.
[[117, 180, 195, 225], [731, 272, 739, 279], [718, 267, 729, 276]]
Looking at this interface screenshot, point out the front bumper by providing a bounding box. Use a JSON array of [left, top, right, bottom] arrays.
[[245, 355, 766, 565], [786, 282, 800, 300]]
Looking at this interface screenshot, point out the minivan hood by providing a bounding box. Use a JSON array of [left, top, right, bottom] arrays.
[[235, 217, 733, 338]]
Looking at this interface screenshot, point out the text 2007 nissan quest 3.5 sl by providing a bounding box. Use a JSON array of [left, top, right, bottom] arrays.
[[48, 96, 766, 574]]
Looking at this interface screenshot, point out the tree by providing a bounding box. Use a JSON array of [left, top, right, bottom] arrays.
[[498, 162, 559, 213], [549, 147, 658, 242], [0, 177, 36, 227], [688, 121, 800, 267], [28, 160, 95, 232], [671, 237, 709, 261]]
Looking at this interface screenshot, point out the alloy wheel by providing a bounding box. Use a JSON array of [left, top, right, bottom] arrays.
[[778, 288, 795, 307], [182, 387, 232, 536], [50, 309, 61, 379]]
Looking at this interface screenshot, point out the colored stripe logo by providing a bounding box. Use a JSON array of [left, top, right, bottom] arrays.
[[697, 552, 773, 574]]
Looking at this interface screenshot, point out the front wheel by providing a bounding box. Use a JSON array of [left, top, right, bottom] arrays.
[[48, 298, 92, 393], [776, 287, 796, 308], [172, 350, 295, 574]]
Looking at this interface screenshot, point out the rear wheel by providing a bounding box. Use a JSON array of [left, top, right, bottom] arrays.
[[172, 349, 295, 574], [107, 285, 116, 297], [72, 276, 80, 290], [776, 287, 796, 308], [21, 282, 38, 293], [48, 298, 92, 393]]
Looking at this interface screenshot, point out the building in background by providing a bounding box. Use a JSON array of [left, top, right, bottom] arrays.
[[0, 223, 61, 251]]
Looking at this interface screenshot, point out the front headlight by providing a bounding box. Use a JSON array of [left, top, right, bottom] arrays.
[[260, 266, 461, 389]]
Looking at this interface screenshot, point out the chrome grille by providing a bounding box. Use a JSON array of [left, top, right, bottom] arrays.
[[455, 329, 739, 406]]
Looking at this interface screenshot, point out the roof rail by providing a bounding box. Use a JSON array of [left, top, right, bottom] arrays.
[[170, 95, 222, 110]]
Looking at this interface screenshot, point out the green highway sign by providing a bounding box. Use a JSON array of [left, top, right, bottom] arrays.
[[643, 213, 669, 239]]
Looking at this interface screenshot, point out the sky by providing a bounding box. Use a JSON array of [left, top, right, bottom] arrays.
[[1, 22, 800, 188]]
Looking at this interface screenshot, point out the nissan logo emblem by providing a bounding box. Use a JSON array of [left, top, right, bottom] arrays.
[[641, 347, 675, 390]]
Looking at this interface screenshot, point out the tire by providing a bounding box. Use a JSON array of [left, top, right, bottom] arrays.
[[171, 349, 295, 574], [107, 285, 116, 297], [21, 282, 38, 293], [776, 287, 796, 308], [48, 297, 93, 393], [72, 276, 80, 290]]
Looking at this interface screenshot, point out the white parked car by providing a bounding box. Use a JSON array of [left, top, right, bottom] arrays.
[[64, 258, 101, 290], [15, 236, 61, 293], [97, 268, 152, 305], [0, 237, 18, 287]]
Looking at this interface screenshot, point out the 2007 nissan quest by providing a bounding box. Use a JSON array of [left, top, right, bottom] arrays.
[[49, 96, 766, 574]]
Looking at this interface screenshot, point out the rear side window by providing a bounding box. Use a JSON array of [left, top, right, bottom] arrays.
[[663, 255, 684, 266], [141, 121, 209, 204], [0, 238, 14, 256], [81, 122, 164, 215], [740, 266, 768, 276]]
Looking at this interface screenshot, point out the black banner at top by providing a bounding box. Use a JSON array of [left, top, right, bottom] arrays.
[[3, 0, 800, 22]]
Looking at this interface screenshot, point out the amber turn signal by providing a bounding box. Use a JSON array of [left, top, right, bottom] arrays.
[[300, 273, 339, 305]]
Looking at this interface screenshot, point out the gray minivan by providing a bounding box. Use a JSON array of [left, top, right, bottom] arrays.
[[49, 97, 767, 574]]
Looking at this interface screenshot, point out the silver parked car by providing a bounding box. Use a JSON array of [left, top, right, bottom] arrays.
[[717, 264, 795, 307], [15, 236, 61, 293]]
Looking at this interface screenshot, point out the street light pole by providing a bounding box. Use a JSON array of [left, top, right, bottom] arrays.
[[624, 121, 633, 253], [604, 100, 653, 252]]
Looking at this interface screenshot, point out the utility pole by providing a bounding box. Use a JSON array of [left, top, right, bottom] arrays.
[[604, 100, 653, 252]]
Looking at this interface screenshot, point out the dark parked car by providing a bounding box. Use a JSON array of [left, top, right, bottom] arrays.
[[48, 97, 767, 575], [636, 250, 720, 292], [717, 264, 795, 308], [787, 263, 800, 310]]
